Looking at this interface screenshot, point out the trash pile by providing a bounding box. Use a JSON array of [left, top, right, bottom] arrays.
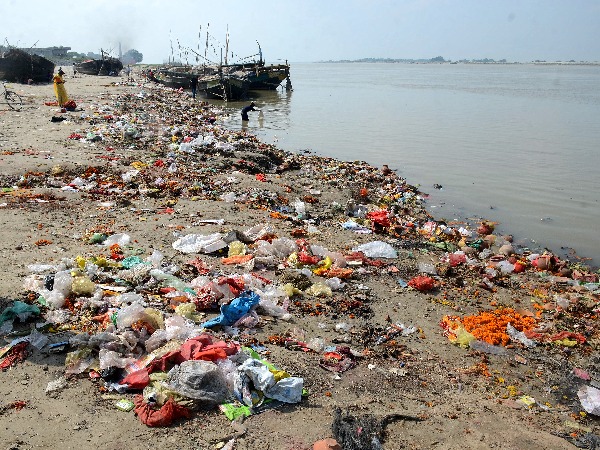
[[2, 81, 599, 445]]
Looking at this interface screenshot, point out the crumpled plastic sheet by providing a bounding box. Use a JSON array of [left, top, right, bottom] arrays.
[[120, 334, 239, 389], [578, 385, 600, 415], [0, 301, 40, 325], [172, 233, 228, 254], [202, 291, 260, 328], [133, 395, 191, 427], [235, 357, 304, 405], [352, 241, 397, 259], [167, 360, 229, 405]]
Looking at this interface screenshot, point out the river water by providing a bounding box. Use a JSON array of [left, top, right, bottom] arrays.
[[220, 62, 600, 267]]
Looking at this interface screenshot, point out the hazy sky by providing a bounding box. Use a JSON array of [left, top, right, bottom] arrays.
[[3, 0, 599, 63]]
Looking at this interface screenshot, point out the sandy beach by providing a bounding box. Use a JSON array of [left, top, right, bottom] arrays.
[[0, 73, 598, 449]]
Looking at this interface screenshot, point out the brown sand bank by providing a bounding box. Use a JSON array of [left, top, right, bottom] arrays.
[[0, 73, 598, 449]]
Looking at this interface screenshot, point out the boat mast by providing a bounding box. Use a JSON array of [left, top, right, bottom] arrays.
[[256, 41, 263, 65], [224, 25, 229, 66]]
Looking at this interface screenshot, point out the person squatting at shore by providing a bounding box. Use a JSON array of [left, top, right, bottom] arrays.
[[190, 75, 199, 99], [53, 68, 69, 107], [241, 102, 259, 121]]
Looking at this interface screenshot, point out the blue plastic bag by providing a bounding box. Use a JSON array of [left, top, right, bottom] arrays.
[[202, 291, 260, 328]]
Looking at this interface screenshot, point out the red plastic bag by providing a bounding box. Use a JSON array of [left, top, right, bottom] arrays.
[[366, 210, 391, 228], [120, 369, 150, 389], [134, 395, 191, 427], [0, 342, 28, 371], [408, 275, 435, 292]]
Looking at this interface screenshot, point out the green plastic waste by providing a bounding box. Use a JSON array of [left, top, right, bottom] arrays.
[[0, 301, 40, 325]]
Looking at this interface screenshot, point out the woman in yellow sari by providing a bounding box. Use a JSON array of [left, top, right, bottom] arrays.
[[53, 68, 69, 106]]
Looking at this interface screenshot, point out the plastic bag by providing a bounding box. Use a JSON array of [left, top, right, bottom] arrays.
[[469, 339, 507, 355], [305, 283, 333, 297], [353, 241, 397, 259], [578, 386, 600, 415], [27, 328, 49, 350], [99, 349, 136, 370], [241, 224, 274, 242], [0, 301, 40, 325], [408, 276, 435, 292], [202, 292, 261, 328], [116, 302, 147, 329], [46, 376, 68, 395], [507, 323, 536, 348], [172, 233, 227, 254], [103, 233, 131, 247], [167, 360, 230, 405]]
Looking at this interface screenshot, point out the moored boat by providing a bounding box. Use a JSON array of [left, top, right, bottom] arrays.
[[75, 53, 123, 76], [0, 48, 55, 83]]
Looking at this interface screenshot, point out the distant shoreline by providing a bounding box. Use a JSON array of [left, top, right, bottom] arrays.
[[317, 59, 600, 66]]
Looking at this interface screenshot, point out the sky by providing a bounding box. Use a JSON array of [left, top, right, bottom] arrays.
[[2, 0, 600, 64]]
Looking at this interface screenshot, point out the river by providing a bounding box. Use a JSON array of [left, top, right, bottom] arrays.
[[220, 62, 600, 268]]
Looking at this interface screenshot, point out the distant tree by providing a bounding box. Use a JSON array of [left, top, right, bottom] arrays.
[[430, 56, 446, 63], [122, 49, 143, 64]]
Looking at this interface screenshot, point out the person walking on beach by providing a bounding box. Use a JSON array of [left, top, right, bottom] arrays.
[[190, 75, 199, 99], [241, 102, 258, 121], [72, 62, 77, 78], [53, 68, 69, 107]]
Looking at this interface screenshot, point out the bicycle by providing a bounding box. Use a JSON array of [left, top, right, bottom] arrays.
[[1, 82, 23, 111]]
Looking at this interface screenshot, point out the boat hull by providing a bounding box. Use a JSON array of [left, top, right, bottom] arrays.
[[0, 49, 55, 83], [75, 58, 123, 76]]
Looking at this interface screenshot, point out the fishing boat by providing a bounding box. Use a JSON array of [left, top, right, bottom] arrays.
[[0, 48, 55, 83], [155, 66, 193, 89], [75, 51, 123, 76], [245, 61, 291, 90], [157, 28, 290, 100], [156, 65, 250, 101], [224, 44, 291, 90]]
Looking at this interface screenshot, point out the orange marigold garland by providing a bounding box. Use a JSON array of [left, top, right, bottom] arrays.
[[442, 308, 536, 346]]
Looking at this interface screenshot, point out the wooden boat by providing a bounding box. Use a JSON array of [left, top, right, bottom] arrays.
[[75, 53, 123, 76], [156, 66, 193, 89], [156, 65, 250, 101], [156, 40, 287, 99], [226, 60, 291, 90], [204, 70, 249, 100], [0, 48, 55, 83]]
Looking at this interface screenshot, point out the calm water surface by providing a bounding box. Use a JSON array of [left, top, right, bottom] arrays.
[[220, 63, 600, 267]]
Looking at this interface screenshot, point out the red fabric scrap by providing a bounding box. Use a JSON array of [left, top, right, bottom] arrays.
[[549, 331, 586, 344], [147, 334, 239, 374], [255, 173, 267, 182], [134, 395, 191, 427]]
